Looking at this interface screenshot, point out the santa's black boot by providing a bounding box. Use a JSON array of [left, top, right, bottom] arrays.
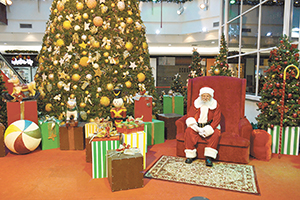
[[205, 157, 213, 167]]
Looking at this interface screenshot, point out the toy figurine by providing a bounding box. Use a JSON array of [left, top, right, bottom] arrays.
[[110, 87, 127, 126], [66, 97, 78, 126], [3, 75, 39, 102]]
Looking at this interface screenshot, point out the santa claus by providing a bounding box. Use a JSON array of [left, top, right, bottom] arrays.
[[184, 87, 221, 166]]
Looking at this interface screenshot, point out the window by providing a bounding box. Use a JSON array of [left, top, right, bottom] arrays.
[[221, 0, 293, 98]]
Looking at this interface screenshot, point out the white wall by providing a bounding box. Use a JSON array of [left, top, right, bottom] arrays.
[[245, 99, 260, 124]]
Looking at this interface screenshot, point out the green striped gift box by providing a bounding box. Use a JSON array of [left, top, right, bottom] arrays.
[[267, 126, 300, 156], [92, 138, 120, 179]]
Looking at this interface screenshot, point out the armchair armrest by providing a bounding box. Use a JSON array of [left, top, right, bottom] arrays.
[[175, 115, 188, 136], [238, 116, 253, 141]]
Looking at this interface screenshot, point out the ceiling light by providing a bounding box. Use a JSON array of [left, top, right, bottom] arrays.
[[266, 32, 272, 37], [229, 0, 236, 5], [177, 7, 184, 15], [155, 29, 160, 34], [6, 0, 13, 6], [200, 0, 208, 10], [202, 27, 207, 32]]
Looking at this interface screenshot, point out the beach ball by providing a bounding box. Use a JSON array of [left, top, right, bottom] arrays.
[[4, 120, 41, 154]]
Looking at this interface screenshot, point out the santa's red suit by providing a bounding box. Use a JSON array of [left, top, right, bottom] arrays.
[[184, 87, 221, 160]]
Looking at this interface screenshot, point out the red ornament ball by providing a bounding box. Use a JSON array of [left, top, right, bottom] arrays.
[[270, 124, 274, 128], [284, 61, 288, 65], [288, 93, 292, 98], [293, 113, 298, 118], [280, 40, 284, 43], [276, 83, 280, 87], [279, 74, 283, 79]]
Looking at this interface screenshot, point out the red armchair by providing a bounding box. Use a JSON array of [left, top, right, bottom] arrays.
[[176, 76, 252, 164]]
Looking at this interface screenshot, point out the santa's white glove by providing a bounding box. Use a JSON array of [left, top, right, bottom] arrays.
[[199, 130, 206, 138], [191, 124, 200, 132]]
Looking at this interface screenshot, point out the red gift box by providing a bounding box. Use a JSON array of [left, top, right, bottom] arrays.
[[134, 96, 152, 122], [7, 100, 38, 125]]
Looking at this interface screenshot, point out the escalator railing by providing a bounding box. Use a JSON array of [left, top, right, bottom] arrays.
[[0, 52, 26, 84]]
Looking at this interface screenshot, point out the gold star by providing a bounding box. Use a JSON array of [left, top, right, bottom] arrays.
[[79, 41, 87, 49], [94, 68, 102, 77], [59, 71, 68, 79]]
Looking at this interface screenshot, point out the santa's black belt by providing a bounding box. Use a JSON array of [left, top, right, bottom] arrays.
[[197, 120, 213, 128]]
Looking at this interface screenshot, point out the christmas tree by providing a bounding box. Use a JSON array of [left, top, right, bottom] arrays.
[[35, 0, 161, 121], [187, 48, 203, 79], [210, 33, 232, 76], [256, 35, 300, 130], [0, 73, 8, 127], [170, 73, 185, 95]]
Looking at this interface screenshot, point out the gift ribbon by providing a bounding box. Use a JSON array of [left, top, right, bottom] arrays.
[[172, 96, 175, 113], [151, 122, 155, 145], [20, 101, 25, 120]]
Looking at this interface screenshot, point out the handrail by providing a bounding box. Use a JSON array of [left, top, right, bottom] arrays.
[[0, 52, 25, 84]]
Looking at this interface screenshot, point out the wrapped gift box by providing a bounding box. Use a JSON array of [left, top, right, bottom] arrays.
[[157, 113, 183, 140], [91, 136, 120, 179], [0, 123, 7, 157], [134, 96, 152, 122], [7, 101, 38, 126], [143, 119, 165, 146], [84, 121, 113, 138], [267, 125, 300, 155], [59, 122, 85, 150], [116, 119, 144, 134], [107, 149, 144, 192], [163, 95, 184, 115], [121, 131, 147, 169], [38, 119, 60, 150]]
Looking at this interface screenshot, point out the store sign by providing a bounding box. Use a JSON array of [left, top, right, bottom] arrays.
[[11, 58, 34, 66]]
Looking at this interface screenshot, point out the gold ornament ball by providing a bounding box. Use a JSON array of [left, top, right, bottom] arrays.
[[105, 45, 111, 50], [55, 33, 61, 39], [87, 110, 90, 114], [57, 2, 64, 11], [152, 102, 156, 107], [76, 2, 84, 10], [111, 3, 115, 7], [93, 16, 103, 27], [79, 56, 89, 67], [80, 102, 86, 108], [117, 1, 125, 11], [48, 74, 54, 80], [125, 80, 132, 88], [57, 81, 64, 89], [60, 102, 64, 106], [128, 10, 133, 15], [72, 74, 81, 81], [105, 59, 109, 63], [83, 13, 89, 19], [45, 103, 52, 112], [86, 0, 97, 9], [271, 101, 276, 105], [56, 39, 64, 47], [85, 90, 89, 94], [73, 63, 79, 69], [214, 68, 220, 75], [103, 52, 109, 57], [100, 96, 110, 106], [63, 21, 72, 30], [137, 73, 146, 82], [125, 42, 133, 51], [107, 83, 114, 91], [272, 74, 276, 78], [73, 85, 78, 90], [70, 94, 75, 99], [92, 41, 100, 48], [82, 51, 87, 55], [142, 42, 148, 49], [126, 17, 133, 24]]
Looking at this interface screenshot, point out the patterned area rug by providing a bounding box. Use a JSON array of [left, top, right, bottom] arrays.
[[144, 155, 260, 195]]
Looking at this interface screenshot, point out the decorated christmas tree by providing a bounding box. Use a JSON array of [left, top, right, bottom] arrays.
[[170, 73, 185, 95], [187, 48, 203, 79], [256, 35, 300, 130], [0, 73, 8, 127], [35, 0, 161, 121], [210, 33, 232, 76]]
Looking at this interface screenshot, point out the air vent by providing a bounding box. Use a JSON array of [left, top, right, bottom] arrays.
[[20, 23, 32, 28], [242, 28, 251, 32], [213, 22, 219, 27]]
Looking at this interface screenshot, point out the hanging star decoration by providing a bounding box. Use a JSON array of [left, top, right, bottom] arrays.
[[66, 14, 74, 22], [84, 22, 90, 31], [129, 61, 137, 70], [67, 43, 75, 52], [64, 83, 71, 91], [191, 70, 196, 78], [74, 13, 81, 21], [175, 73, 180, 78], [94, 68, 103, 77], [42, 73, 47, 81], [79, 41, 87, 49], [59, 57, 65, 66], [63, 53, 72, 62], [47, 46, 52, 52], [58, 71, 68, 79], [90, 26, 98, 34], [123, 71, 129, 78], [54, 94, 61, 101], [139, 56, 144, 62]]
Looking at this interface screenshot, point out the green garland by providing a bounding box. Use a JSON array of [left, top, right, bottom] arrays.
[[5, 50, 39, 54]]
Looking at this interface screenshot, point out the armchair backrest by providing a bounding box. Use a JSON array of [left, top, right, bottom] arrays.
[[187, 76, 246, 134]]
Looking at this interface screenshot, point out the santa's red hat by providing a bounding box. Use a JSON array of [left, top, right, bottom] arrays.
[[199, 87, 214, 97]]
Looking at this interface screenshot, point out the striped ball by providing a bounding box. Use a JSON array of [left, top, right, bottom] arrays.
[[4, 120, 41, 154]]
